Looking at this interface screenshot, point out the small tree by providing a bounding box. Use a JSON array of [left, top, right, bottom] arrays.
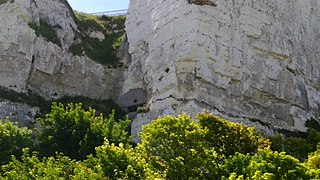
[[0, 119, 33, 165], [198, 113, 269, 156], [37, 103, 130, 160], [138, 114, 220, 179], [85, 140, 151, 179]]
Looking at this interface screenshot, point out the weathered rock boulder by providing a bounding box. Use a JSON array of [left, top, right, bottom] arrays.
[[125, 0, 320, 141]]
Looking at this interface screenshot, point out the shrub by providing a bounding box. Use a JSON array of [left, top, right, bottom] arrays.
[[1, 148, 104, 179], [220, 152, 252, 178], [247, 150, 309, 179], [37, 103, 130, 160], [221, 150, 309, 179], [270, 128, 320, 161], [85, 140, 149, 179], [138, 114, 220, 179], [0, 120, 33, 165], [198, 113, 269, 156], [305, 145, 320, 179]]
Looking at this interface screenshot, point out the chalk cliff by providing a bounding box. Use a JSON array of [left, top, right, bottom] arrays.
[[124, 0, 320, 141], [0, 0, 126, 124], [0, 0, 125, 100]]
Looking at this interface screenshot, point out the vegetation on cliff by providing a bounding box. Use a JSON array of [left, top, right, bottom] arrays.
[[29, 19, 61, 46], [0, 87, 125, 120], [0, 104, 319, 179], [70, 12, 126, 66], [27, 9, 126, 66]]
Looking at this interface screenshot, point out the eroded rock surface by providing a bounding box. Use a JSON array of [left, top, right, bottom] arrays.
[[125, 0, 320, 142]]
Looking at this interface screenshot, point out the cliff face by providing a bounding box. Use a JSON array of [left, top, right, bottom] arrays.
[[125, 0, 320, 141], [0, 0, 126, 125], [0, 0, 124, 100], [1, 0, 320, 140]]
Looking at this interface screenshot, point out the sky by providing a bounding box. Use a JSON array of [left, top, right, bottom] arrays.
[[67, 0, 130, 13]]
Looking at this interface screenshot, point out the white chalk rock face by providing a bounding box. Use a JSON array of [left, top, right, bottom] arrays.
[[0, 0, 124, 100], [125, 0, 320, 141]]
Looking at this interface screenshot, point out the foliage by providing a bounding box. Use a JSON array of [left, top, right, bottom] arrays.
[[70, 12, 126, 66], [99, 15, 126, 30], [305, 145, 320, 179], [29, 19, 61, 46], [220, 153, 252, 178], [221, 150, 309, 179], [74, 12, 105, 32], [138, 114, 221, 179], [198, 113, 269, 157], [1, 148, 104, 179], [247, 150, 308, 179], [0, 120, 33, 165], [37, 103, 130, 160], [305, 119, 320, 131], [270, 128, 320, 161], [85, 140, 152, 179], [1, 110, 320, 179]]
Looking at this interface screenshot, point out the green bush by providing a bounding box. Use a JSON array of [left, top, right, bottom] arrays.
[[305, 145, 320, 179], [85, 140, 149, 179], [1, 148, 104, 179], [198, 113, 269, 156], [270, 129, 320, 161], [138, 114, 221, 179], [248, 150, 308, 179], [220, 152, 252, 178], [37, 103, 130, 160], [221, 150, 309, 179], [0, 120, 33, 165]]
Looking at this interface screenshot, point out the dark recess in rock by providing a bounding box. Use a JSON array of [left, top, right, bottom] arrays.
[[188, 0, 217, 6]]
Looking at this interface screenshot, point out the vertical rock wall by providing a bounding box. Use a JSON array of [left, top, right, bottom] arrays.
[[125, 0, 320, 141]]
